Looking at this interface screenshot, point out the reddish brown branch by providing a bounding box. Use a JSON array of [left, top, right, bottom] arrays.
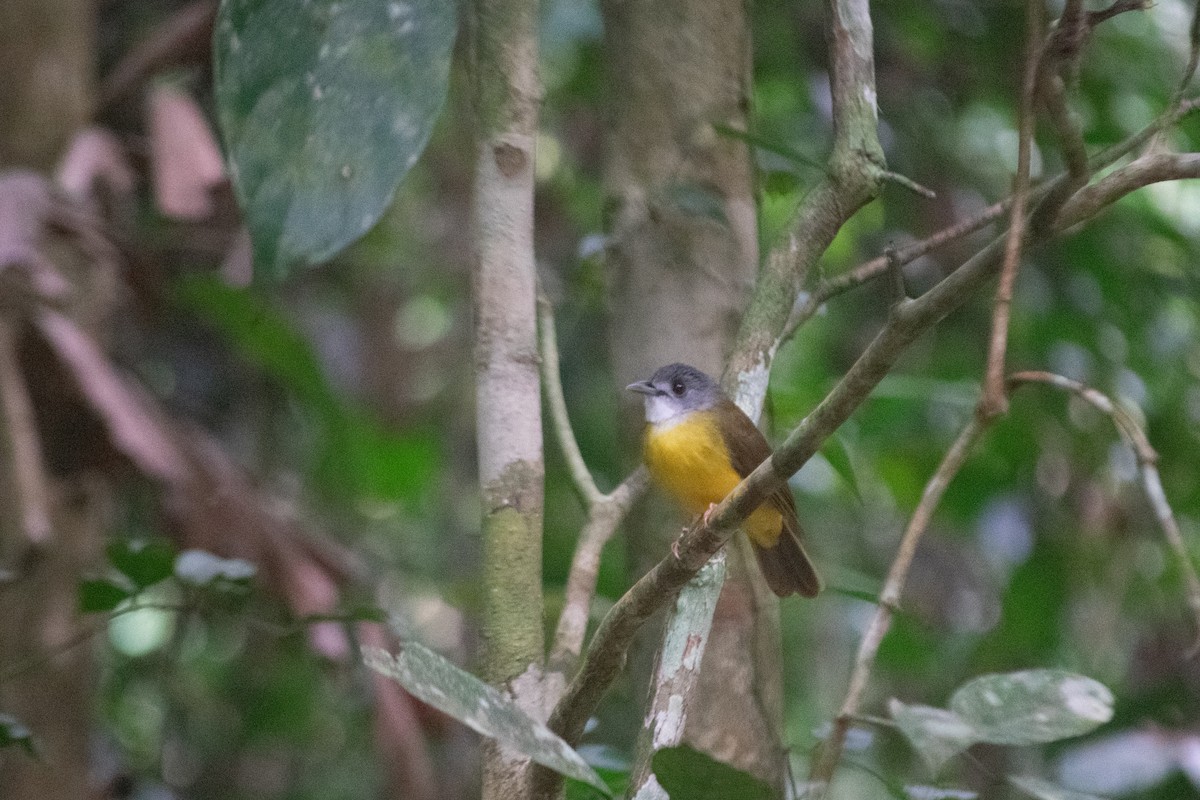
[[979, 0, 1042, 417]]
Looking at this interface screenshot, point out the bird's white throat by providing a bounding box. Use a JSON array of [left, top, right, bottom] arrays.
[[643, 395, 686, 427]]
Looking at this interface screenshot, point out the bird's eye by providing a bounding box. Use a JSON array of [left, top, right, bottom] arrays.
[[671, 379, 686, 396]]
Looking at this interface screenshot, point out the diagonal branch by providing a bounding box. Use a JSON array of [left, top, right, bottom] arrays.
[[540, 119, 1200, 774], [807, 415, 990, 792]]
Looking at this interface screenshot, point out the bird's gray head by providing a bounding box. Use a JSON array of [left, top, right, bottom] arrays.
[[626, 363, 722, 425]]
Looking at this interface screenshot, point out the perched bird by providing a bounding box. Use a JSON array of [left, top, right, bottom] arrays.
[[627, 363, 822, 598]]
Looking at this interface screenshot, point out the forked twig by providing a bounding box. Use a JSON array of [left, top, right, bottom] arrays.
[[537, 293, 649, 674]]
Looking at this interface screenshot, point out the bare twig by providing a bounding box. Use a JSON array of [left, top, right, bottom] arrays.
[[879, 170, 936, 200], [537, 293, 601, 507], [1008, 371, 1200, 654], [1087, 0, 1150, 28], [808, 415, 990, 791], [980, 0, 1042, 418], [783, 95, 1200, 341]]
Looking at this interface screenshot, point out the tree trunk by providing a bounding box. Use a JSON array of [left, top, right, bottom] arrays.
[[0, 2, 99, 797], [602, 0, 787, 789], [0, 0, 93, 170], [469, 0, 547, 796]]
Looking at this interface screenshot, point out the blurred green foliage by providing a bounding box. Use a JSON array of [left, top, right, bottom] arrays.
[[35, 0, 1200, 797]]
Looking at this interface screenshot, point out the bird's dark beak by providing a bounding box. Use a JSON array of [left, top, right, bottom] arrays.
[[626, 380, 659, 396]]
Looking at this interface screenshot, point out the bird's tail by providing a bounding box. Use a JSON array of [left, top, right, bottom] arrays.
[[752, 529, 822, 598]]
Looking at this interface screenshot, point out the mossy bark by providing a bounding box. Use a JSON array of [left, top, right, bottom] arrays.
[[469, 0, 546, 796]]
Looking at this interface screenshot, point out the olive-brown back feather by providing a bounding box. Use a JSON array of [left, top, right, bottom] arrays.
[[715, 399, 822, 597]]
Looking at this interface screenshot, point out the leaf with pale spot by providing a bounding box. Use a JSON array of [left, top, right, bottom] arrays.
[[364, 644, 610, 795], [174, 549, 257, 586], [949, 670, 1113, 746], [214, 0, 456, 279]]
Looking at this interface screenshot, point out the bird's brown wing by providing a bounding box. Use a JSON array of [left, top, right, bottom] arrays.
[[716, 399, 822, 597]]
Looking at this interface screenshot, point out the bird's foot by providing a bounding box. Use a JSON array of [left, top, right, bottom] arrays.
[[701, 502, 719, 527]]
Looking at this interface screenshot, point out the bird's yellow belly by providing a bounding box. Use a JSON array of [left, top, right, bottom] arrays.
[[643, 414, 781, 547]]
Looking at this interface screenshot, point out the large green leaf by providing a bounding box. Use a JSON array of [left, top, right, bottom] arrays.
[[214, 0, 457, 279], [949, 670, 1113, 746], [650, 745, 774, 800], [890, 670, 1113, 774], [365, 644, 610, 795]]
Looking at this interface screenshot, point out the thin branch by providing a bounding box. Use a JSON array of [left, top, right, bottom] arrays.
[[808, 415, 990, 792], [538, 287, 650, 676], [1008, 371, 1200, 654], [980, 0, 1042, 417], [548, 467, 647, 674], [537, 293, 601, 507], [879, 170, 936, 200], [783, 96, 1200, 341], [1087, 0, 1151, 28]]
